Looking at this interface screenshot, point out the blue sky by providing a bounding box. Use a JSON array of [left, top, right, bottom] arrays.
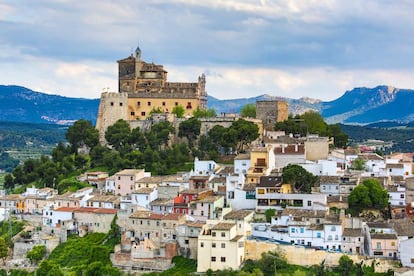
[[2, 0, 414, 101]]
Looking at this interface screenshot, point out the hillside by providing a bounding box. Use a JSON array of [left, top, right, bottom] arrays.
[[2, 84, 414, 125], [0, 85, 99, 125]]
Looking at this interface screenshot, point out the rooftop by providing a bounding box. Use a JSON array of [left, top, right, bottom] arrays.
[[223, 209, 254, 220], [211, 222, 236, 231], [343, 228, 363, 237]]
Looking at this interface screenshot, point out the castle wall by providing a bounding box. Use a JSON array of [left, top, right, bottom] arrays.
[[96, 92, 129, 143]]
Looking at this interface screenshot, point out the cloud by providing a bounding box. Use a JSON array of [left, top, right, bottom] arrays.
[[2, 0, 414, 102]]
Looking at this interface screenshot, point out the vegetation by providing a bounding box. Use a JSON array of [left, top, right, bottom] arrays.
[[143, 256, 197, 276], [0, 218, 25, 247], [171, 105, 185, 118], [192, 107, 217, 118], [350, 158, 367, 171], [275, 111, 349, 148], [240, 104, 256, 118], [26, 244, 46, 264], [282, 164, 318, 193], [348, 179, 389, 216], [37, 232, 121, 275], [0, 238, 7, 264], [264, 209, 276, 223]]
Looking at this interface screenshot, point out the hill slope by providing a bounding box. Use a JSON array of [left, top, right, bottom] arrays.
[[2, 84, 414, 125], [0, 85, 100, 125]]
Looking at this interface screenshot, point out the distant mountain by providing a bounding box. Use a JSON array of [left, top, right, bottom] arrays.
[[2, 84, 414, 126], [0, 85, 99, 125], [208, 94, 321, 116], [320, 86, 414, 124]]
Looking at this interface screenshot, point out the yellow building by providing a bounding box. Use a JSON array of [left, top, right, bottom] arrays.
[[118, 46, 207, 120], [197, 222, 245, 272], [96, 47, 208, 142], [246, 145, 275, 184]]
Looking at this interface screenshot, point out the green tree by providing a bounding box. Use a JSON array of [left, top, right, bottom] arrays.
[[348, 178, 389, 216], [240, 104, 256, 118], [350, 158, 366, 171], [149, 107, 163, 115], [171, 105, 185, 118], [4, 174, 14, 190], [337, 255, 355, 276], [282, 164, 318, 193], [229, 119, 259, 153], [0, 237, 8, 264], [264, 209, 276, 223], [178, 117, 201, 148], [193, 107, 217, 118], [105, 119, 131, 151], [26, 244, 46, 264], [36, 260, 63, 276], [66, 120, 99, 153]]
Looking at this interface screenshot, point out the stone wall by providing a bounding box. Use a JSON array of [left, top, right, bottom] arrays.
[[245, 240, 397, 272]]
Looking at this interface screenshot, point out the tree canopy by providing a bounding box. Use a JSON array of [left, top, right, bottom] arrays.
[[348, 178, 389, 216], [274, 112, 348, 148], [171, 105, 185, 118], [240, 104, 256, 118], [282, 164, 318, 193], [65, 119, 99, 153], [27, 244, 46, 264]]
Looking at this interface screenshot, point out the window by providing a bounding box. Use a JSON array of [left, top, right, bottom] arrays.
[[401, 194, 405, 199], [221, 257, 226, 262], [221, 243, 225, 248], [212, 232, 216, 237], [317, 232, 321, 238], [391, 241, 396, 246], [147, 101, 151, 106], [331, 226, 336, 231], [162, 102, 166, 106], [307, 200, 312, 206], [110, 102, 114, 106], [211, 257, 216, 262], [156, 221, 160, 226], [175, 102, 178, 106], [137, 101, 141, 106], [130, 111, 135, 116], [119, 102, 123, 106], [200, 242, 204, 248], [221, 232, 225, 237], [141, 111, 146, 116], [335, 235, 339, 240], [185, 239, 189, 245], [291, 228, 295, 233], [300, 228, 304, 233], [212, 243, 216, 248], [376, 242, 382, 249]]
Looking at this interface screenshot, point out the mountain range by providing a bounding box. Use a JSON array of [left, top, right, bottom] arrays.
[[1, 84, 414, 125]]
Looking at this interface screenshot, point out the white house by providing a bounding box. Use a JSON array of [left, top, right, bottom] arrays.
[[234, 153, 250, 175], [193, 157, 218, 176], [399, 238, 414, 267], [225, 174, 245, 207], [230, 183, 256, 210], [388, 185, 406, 207], [134, 187, 158, 209], [300, 160, 338, 176]]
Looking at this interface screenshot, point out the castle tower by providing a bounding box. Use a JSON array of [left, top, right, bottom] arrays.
[[135, 45, 142, 78]]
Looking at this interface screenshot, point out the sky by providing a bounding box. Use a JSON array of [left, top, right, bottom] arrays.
[[2, 0, 414, 101]]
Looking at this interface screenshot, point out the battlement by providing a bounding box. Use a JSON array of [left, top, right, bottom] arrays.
[[100, 92, 129, 99]]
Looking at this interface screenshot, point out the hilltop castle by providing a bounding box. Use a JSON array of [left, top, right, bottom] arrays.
[[96, 47, 208, 141]]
